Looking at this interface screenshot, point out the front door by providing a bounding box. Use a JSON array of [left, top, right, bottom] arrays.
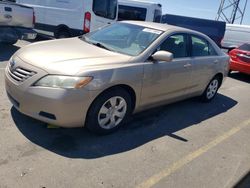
[[140, 34, 193, 106]]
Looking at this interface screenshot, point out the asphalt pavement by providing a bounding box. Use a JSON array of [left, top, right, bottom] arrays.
[[0, 40, 250, 188]]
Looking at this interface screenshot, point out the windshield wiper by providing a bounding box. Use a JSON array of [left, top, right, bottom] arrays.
[[92, 42, 112, 51], [82, 37, 114, 52]]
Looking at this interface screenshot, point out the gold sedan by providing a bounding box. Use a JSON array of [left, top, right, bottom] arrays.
[[5, 21, 229, 134]]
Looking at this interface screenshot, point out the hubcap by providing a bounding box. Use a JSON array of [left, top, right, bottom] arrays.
[[206, 79, 219, 99], [98, 96, 127, 129]]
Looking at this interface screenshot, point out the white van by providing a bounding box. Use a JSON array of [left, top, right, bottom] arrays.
[[16, 0, 118, 38], [222, 24, 250, 50], [118, 0, 162, 22]]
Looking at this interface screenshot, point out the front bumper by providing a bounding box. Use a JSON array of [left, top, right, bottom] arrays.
[[5, 60, 96, 128]]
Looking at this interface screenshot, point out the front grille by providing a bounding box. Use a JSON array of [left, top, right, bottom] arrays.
[[8, 66, 36, 83]]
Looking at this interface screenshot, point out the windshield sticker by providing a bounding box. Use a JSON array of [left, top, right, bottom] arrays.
[[143, 28, 162, 35]]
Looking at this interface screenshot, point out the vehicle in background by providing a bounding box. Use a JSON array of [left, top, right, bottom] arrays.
[[222, 24, 250, 51], [229, 43, 250, 75], [16, 0, 118, 38], [0, 1, 36, 45], [161, 14, 226, 47], [5, 21, 229, 134], [118, 0, 162, 22]]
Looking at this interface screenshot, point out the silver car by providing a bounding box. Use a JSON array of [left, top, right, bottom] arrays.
[[5, 21, 229, 134]]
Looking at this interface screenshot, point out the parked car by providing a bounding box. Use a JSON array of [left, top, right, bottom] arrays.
[[161, 14, 226, 47], [118, 0, 162, 22], [222, 24, 250, 51], [16, 0, 118, 38], [0, 1, 36, 44], [229, 43, 250, 75], [5, 21, 229, 134]]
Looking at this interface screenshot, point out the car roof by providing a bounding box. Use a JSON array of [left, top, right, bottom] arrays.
[[121, 21, 202, 35]]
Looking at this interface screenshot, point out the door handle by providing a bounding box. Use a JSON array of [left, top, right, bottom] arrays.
[[184, 63, 192, 68], [213, 60, 219, 64]]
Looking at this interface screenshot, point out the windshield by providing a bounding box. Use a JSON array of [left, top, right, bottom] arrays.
[[83, 23, 163, 56]]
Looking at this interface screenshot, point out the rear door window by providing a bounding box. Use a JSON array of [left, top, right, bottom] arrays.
[[118, 5, 147, 21], [191, 35, 218, 57], [93, 0, 117, 20]]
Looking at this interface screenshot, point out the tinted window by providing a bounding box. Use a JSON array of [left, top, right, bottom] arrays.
[[93, 0, 117, 20], [154, 9, 162, 23], [118, 5, 147, 21], [239, 43, 250, 51], [159, 34, 188, 58]]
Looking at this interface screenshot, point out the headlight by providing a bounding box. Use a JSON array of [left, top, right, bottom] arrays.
[[34, 75, 93, 89]]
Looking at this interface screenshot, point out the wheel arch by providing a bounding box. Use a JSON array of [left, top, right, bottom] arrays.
[[88, 84, 137, 114], [214, 72, 224, 87]]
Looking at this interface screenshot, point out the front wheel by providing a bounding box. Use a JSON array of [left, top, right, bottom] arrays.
[[201, 76, 220, 102], [86, 88, 132, 135]]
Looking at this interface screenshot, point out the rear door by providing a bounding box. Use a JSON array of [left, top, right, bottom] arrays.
[[91, 0, 117, 31], [189, 35, 220, 93]]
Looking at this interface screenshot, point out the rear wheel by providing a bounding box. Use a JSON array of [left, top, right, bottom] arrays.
[[201, 76, 221, 102], [55, 30, 71, 39], [86, 88, 132, 135]]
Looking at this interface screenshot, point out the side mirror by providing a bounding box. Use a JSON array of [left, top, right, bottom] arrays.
[[151, 51, 173, 62]]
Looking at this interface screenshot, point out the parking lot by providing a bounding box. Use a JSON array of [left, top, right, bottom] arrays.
[[0, 40, 250, 188]]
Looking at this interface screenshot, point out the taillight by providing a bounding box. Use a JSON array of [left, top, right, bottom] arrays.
[[229, 50, 238, 59], [32, 10, 36, 26], [84, 12, 91, 33]]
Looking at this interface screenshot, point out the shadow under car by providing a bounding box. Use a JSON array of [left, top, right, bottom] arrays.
[[11, 93, 237, 159]]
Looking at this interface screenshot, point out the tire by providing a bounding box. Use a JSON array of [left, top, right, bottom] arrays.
[[201, 76, 221, 102], [86, 88, 132, 135], [55, 30, 70, 39]]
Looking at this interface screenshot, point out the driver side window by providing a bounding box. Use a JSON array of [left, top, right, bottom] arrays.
[[158, 34, 188, 58]]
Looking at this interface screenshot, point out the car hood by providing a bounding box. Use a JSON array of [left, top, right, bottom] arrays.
[[15, 38, 132, 75]]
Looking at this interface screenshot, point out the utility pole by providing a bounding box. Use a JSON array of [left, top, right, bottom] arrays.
[[216, 0, 248, 24]]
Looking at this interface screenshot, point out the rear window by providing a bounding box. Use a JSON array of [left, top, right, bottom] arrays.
[[154, 9, 162, 23], [118, 5, 147, 21], [238, 43, 250, 51], [93, 0, 117, 20]]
